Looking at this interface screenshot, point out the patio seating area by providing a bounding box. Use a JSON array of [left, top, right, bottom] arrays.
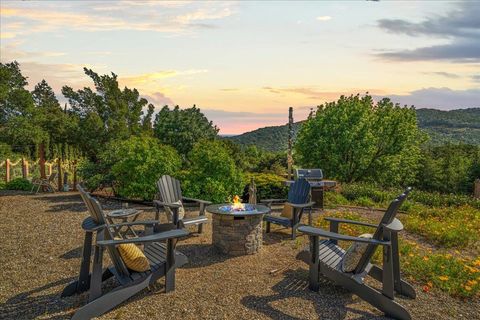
[[1, 190, 478, 320]]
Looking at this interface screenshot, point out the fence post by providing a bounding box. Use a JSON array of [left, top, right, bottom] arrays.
[[48, 164, 52, 176], [5, 159, 10, 183], [57, 158, 63, 190], [73, 160, 78, 191], [475, 179, 480, 199], [22, 158, 28, 179]]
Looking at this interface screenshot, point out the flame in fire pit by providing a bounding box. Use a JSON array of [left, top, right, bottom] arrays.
[[231, 195, 245, 211]]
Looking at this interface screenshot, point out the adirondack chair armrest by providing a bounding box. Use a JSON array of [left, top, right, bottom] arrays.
[[153, 200, 182, 209], [107, 220, 160, 228], [287, 201, 316, 209], [97, 229, 189, 246], [182, 197, 212, 205], [383, 218, 404, 232], [298, 225, 391, 246], [260, 199, 287, 204], [324, 217, 378, 228]]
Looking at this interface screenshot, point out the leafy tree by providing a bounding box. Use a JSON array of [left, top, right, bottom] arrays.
[[183, 139, 243, 202], [0, 62, 48, 157], [62, 68, 153, 161], [153, 105, 219, 158], [295, 94, 424, 185], [416, 144, 480, 194], [80, 136, 181, 200]]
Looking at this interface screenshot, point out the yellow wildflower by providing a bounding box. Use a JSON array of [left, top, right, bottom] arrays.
[[466, 280, 477, 286], [464, 286, 472, 291], [438, 276, 449, 281]]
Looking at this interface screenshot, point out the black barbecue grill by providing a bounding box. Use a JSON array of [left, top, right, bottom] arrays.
[[285, 169, 336, 209]]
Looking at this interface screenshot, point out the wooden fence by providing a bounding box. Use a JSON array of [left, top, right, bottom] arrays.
[[0, 158, 78, 191]]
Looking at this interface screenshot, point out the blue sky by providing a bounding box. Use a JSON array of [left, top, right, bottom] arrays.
[[1, 1, 479, 133]]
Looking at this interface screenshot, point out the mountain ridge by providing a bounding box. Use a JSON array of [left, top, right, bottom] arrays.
[[226, 108, 480, 152]]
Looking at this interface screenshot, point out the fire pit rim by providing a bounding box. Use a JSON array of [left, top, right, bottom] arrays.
[[206, 203, 270, 216]]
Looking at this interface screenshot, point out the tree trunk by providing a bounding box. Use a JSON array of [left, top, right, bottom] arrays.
[[39, 143, 46, 179]]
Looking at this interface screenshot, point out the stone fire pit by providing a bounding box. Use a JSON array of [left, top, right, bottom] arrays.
[[206, 203, 270, 256]]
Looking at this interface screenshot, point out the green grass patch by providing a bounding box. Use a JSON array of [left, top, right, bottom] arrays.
[[405, 205, 480, 248], [400, 242, 480, 298]]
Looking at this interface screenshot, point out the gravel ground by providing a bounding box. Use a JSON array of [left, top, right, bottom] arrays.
[[0, 191, 478, 320]]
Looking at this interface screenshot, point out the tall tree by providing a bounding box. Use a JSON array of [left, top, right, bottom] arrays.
[[153, 105, 219, 158], [62, 68, 153, 161], [295, 94, 424, 185]]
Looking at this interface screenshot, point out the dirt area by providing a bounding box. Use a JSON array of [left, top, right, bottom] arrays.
[[0, 191, 478, 320]]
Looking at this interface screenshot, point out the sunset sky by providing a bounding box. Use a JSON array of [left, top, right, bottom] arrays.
[[1, 1, 479, 134]]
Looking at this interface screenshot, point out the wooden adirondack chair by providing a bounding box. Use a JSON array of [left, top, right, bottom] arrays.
[[154, 175, 211, 233], [262, 178, 315, 239], [297, 188, 415, 320], [71, 186, 189, 320], [31, 172, 58, 193]]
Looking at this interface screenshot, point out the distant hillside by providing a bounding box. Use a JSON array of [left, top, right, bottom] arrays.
[[416, 108, 480, 145], [226, 108, 480, 151], [226, 122, 303, 152]]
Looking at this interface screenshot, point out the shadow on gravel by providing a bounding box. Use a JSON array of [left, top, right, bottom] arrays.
[[60, 246, 87, 260], [0, 277, 78, 320], [175, 242, 231, 268], [34, 193, 87, 213], [241, 268, 389, 320]]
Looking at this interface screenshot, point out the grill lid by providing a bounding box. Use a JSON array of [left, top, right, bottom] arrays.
[[294, 168, 323, 180]]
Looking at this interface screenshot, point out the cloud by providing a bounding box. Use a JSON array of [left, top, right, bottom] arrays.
[[143, 92, 174, 106], [262, 86, 382, 101], [376, 2, 480, 62], [316, 16, 332, 21], [219, 88, 239, 91], [121, 69, 207, 87], [470, 75, 480, 83], [423, 71, 461, 79], [0, 1, 237, 39], [374, 87, 480, 110]]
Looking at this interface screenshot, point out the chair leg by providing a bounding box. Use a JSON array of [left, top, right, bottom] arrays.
[[72, 276, 151, 320], [266, 221, 270, 233], [291, 226, 296, 240], [198, 203, 205, 234], [165, 238, 176, 292], [321, 268, 412, 320]]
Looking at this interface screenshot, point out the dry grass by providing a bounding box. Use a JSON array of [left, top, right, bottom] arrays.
[[0, 191, 479, 319]]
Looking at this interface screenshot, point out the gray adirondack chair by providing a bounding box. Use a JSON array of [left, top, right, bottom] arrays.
[[297, 188, 415, 320], [154, 175, 211, 233], [31, 172, 58, 193], [62, 185, 105, 297], [71, 186, 189, 320], [262, 178, 315, 239]]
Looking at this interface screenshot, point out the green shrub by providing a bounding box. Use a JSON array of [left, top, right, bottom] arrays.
[[80, 136, 182, 200], [183, 140, 243, 203], [5, 178, 33, 191], [0, 181, 5, 190], [243, 173, 288, 201], [323, 191, 349, 207]]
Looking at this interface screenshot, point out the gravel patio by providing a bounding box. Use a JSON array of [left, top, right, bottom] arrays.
[[0, 191, 478, 320]]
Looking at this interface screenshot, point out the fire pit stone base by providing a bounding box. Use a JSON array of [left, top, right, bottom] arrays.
[[212, 214, 263, 256]]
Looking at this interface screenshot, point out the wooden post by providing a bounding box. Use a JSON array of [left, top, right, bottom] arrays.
[[22, 158, 28, 179], [287, 107, 294, 180], [5, 158, 10, 183], [39, 143, 46, 179], [48, 164, 52, 176], [57, 158, 63, 190], [73, 160, 78, 191], [474, 179, 480, 199]]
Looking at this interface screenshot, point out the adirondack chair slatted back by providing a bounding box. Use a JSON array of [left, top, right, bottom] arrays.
[[77, 185, 103, 224], [48, 172, 58, 182], [287, 178, 311, 204], [157, 175, 182, 204], [353, 189, 410, 274], [88, 195, 131, 277]]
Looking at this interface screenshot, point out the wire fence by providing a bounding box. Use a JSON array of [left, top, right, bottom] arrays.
[[0, 157, 79, 190]]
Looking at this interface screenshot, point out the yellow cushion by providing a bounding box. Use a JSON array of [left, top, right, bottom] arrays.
[[117, 242, 150, 272], [281, 203, 294, 219]]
